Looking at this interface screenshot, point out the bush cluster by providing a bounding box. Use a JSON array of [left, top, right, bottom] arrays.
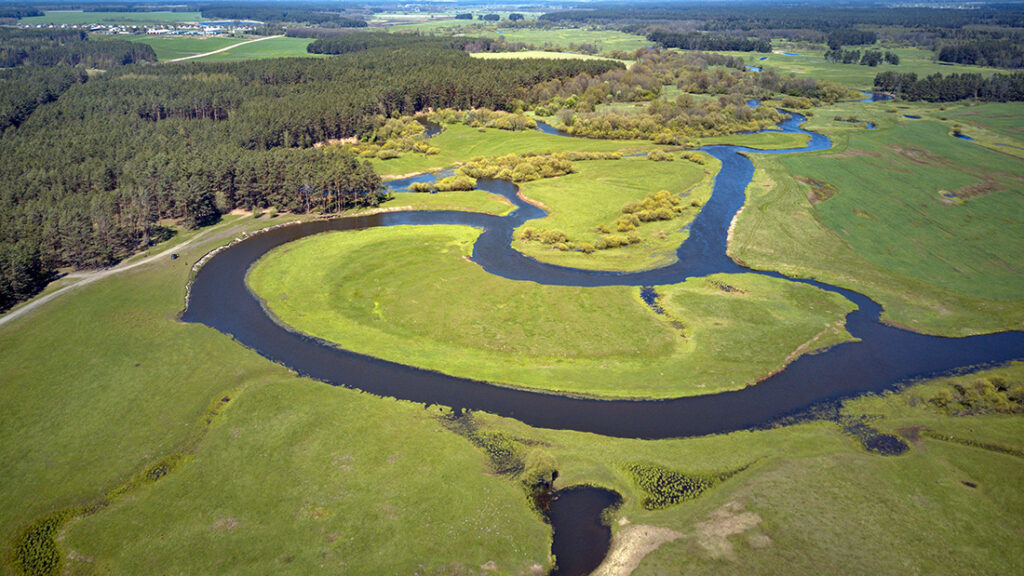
[[617, 189, 686, 231], [624, 462, 741, 510], [929, 376, 1024, 415], [459, 153, 574, 183], [350, 117, 440, 159], [409, 174, 477, 193]]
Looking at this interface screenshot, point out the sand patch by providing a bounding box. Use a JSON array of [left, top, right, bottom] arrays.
[[592, 520, 683, 576], [695, 501, 768, 560]]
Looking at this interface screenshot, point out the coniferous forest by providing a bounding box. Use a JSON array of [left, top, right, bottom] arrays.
[[0, 33, 620, 310]]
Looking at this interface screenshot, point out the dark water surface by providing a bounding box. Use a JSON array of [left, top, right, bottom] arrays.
[[548, 488, 621, 576]]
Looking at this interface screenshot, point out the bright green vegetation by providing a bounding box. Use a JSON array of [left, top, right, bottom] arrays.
[[133, 35, 319, 63], [697, 131, 810, 150], [248, 225, 856, 399], [511, 156, 715, 271], [196, 36, 319, 62], [718, 46, 1008, 91], [471, 50, 627, 63], [470, 361, 1024, 576], [367, 189, 515, 216], [130, 36, 250, 61], [62, 382, 548, 575], [368, 123, 656, 178], [0, 216, 550, 576], [731, 101, 1024, 336], [481, 27, 649, 54], [20, 11, 205, 26]]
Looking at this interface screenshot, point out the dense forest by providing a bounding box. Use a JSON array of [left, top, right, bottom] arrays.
[[0, 33, 623, 310], [646, 30, 771, 53], [874, 70, 1024, 101], [937, 39, 1024, 69], [540, 5, 1024, 31], [0, 28, 155, 68]]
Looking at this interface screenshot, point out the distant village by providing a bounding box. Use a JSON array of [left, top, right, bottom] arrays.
[[19, 20, 263, 36]]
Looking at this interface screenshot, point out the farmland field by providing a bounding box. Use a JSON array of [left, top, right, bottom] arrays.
[[19, 10, 206, 26]]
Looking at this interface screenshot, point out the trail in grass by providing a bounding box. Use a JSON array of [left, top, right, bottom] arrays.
[[166, 34, 283, 62]]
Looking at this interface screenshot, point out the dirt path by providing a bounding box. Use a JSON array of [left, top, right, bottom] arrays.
[[0, 222, 241, 329], [167, 35, 283, 63]]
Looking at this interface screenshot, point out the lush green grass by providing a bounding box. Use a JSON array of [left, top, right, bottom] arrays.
[[129, 35, 251, 61], [248, 225, 855, 399], [482, 27, 649, 54], [61, 381, 549, 575], [511, 156, 716, 271], [20, 11, 205, 26], [364, 189, 516, 216], [472, 361, 1024, 576], [730, 101, 1024, 335], [195, 36, 319, 62], [0, 215, 549, 576], [471, 50, 628, 64], [367, 123, 657, 178], [716, 45, 1009, 92]]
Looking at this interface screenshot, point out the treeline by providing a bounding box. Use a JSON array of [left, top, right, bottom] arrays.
[[0, 36, 623, 310], [0, 5, 42, 18], [827, 29, 877, 49], [0, 28, 156, 68], [307, 32, 489, 55], [874, 70, 1024, 101], [540, 5, 1024, 31], [647, 30, 771, 53], [199, 3, 366, 27], [937, 39, 1024, 69], [825, 49, 899, 66]]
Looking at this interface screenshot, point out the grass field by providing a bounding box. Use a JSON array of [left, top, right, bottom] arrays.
[[130, 36, 318, 63], [367, 123, 658, 178], [387, 22, 648, 54], [129, 35, 250, 61], [476, 362, 1024, 576], [730, 100, 1024, 336], [248, 225, 855, 399], [20, 10, 205, 26], [510, 156, 717, 271], [716, 45, 1009, 92], [0, 215, 550, 576], [195, 36, 318, 62], [471, 50, 629, 64]]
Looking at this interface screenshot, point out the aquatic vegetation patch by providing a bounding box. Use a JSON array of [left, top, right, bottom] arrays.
[[624, 462, 746, 510]]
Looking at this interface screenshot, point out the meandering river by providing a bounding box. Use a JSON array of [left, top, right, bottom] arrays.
[[182, 103, 1023, 575]]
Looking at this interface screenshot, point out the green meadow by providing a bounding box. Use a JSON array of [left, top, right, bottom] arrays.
[[730, 100, 1024, 336], [510, 156, 716, 271], [386, 23, 648, 54], [196, 36, 319, 62], [129, 36, 250, 61], [719, 45, 1008, 91], [20, 11, 205, 26], [471, 50, 628, 64], [132, 36, 319, 62], [475, 362, 1024, 576], [0, 215, 550, 576], [367, 123, 657, 178], [248, 225, 855, 399]]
